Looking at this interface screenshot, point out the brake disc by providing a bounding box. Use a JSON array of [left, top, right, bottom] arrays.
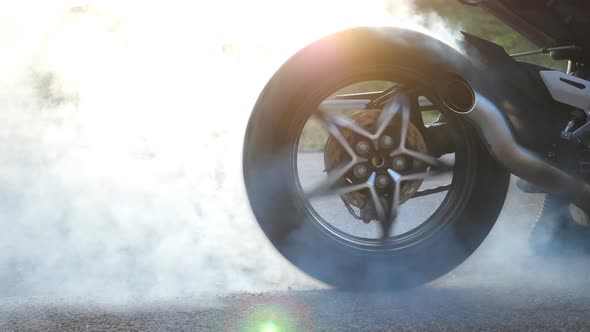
[[323, 108, 428, 222]]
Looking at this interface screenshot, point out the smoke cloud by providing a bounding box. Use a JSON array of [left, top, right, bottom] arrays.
[[1, 0, 553, 307]]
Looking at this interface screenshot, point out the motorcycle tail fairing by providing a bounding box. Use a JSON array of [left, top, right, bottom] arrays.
[[458, 32, 571, 155]]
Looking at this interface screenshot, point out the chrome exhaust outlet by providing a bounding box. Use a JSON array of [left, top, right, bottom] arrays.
[[441, 79, 590, 210], [440, 79, 475, 114]]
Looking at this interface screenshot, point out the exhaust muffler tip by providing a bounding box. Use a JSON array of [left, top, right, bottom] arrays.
[[440, 79, 476, 114]]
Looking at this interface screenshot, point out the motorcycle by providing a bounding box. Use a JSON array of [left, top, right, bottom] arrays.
[[242, 0, 590, 290]]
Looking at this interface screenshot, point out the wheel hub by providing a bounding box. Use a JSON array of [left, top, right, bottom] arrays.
[[324, 108, 428, 221]]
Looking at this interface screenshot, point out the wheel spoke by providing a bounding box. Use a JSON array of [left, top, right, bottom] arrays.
[[397, 94, 411, 149], [366, 173, 387, 221], [385, 180, 402, 239], [305, 160, 357, 198], [374, 169, 403, 239], [377, 167, 452, 239], [374, 94, 402, 138], [319, 88, 405, 144], [319, 111, 373, 141], [307, 179, 369, 199], [388, 94, 453, 171], [316, 113, 360, 159], [306, 169, 390, 201]]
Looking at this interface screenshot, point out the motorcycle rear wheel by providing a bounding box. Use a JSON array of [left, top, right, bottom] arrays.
[[243, 29, 510, 290]]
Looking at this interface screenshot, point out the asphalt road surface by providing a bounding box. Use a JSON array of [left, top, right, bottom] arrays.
[[3, 152, 590, 331]]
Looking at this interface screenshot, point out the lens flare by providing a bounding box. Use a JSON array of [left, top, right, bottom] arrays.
[[259, 320, 280, 332], [234, 303, 309, 332]]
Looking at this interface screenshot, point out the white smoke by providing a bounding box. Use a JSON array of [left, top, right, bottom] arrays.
[[0, 0, 465, 303]]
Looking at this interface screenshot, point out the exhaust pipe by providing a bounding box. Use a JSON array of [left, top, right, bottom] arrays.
[[441, 79, 590, 211]]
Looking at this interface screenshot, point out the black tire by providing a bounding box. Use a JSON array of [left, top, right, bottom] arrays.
[[243, 28, 510, 290]]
